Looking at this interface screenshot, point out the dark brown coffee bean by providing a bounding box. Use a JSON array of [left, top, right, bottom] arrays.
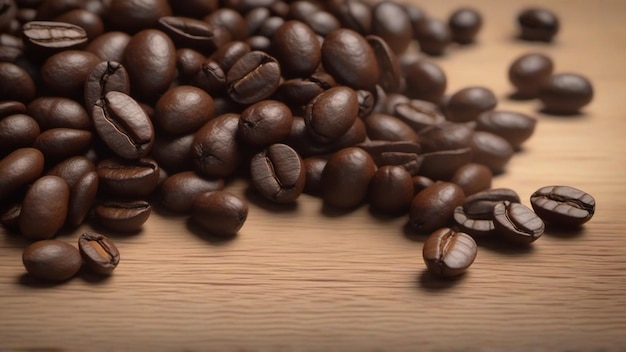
[[33, 128, 92, 160], [66, 170, 98, 227], [94, 200, 151, 233], [19, 175, 70, 240], [475, 110, 537, 150], [203, 7, 247, 41], [453, 205, 495, 238], [239, 100, 293, 147], [189, 58, 227, 95], [97, 157, 160, 198], [373, 151, 422, 176], [0, 113, 40, 152], [191, 190, 248, 236], [21, 21, 87, 55], [226, 51, 281, 105], [272, 20, 321, 78], [508, 53, 554, 99], [302, 156, 326, 196], [27, 96, 91, 131], [321, 28, 379, 91], [321, 147, 377, 209], [191, 113, 240, 178], [530, 185, 595, 227], [470, 131, 514, 174], [356, 88, 377, 119], [245, 7, 271, 36], [412, 175, 434, 195], [367, 35, 402, 93], [155, 85, 214, 136], [158, 16, 229, 54], [369, 165, 413, 214], [445, 86, 497, 123], [41, 50, 100, 98], [250, 143, 305, 203], [123, 29, 176, 99], [151, 133, 194, 173], [364, 113, 419, 143], [392, 99, 446, 131], [104, 0, 172, 34], [175, 47, 205, 79], [452, 188, 520, 238], [539, 73, 594, 115], [371, 1, 413, 54], [84, 61, 130, 115], [422, 227, 477, 278], [419, 147, 473, 181], [0, 62, 36, 103], [46, 156, 95, 188], [330, 0, 372, 35], [245, 35, 271, 52], [448, 7, 482, 44], [22, 239, 81, 281], [493, 201, 544, 245], [402, 59, 447, 104], [409, 181, 465, 234], [275, 72, 337, 107], [357, 140, 422, 157], [0, 101, 26, 118], [517, 7, 559, 42], [414, 17, 451, 56], [418, 121, 474, 153], [304, 86, 359, 144], [159, 171, 224, 213], [54, 9, 104, 41], [450, 163, 492, 197], [210, 40, 250, 73], [93, 91, 155, 159], [78, 232, 120, 275], [85, 31, 131, 62], [0, 147, 44, 202]]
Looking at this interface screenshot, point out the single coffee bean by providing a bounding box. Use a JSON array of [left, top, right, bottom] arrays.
[[321, 147, 377, 209], [418, 147, 473, 181], [422, 227, 477, 278], [453, 205, 496, 238], [475, 110, 537, 150], [154, 85, 214, 136], [0, 147, 44, 202], [392, 99, 446, 131], [22, 239, 82, 281], [0, 101, 26, 118], [530, 185, 595, 227], [238, 100, 293, 147], [493, 201, 545, 245], [287, 116, 367, 158], [203, 8, 247, 42], [191, 113, 241, 178], [410, 181, 465, 234], [33, 128, 92, 160], [245, 7, 271, 36], [0, 62, 36, 103], [448, 7, 482, 44], [84, 61, 130, 115], [159, 171, 224, 213], [0, 113, 40, 152], [417, 121, 474, 153], [470, 131, 515, 174], [450, 163, 493, 197], [517, 7, 559, 42], [367, 35, 402, 93], [157, 16, 229, 54], [539, 73, 594, 115], [93, 91, 155, 159], [412, 175, 434, 195], [402, 59, 447, 104], [191, 190, 248, 236], [364, 113, 419, 144], [302, 156, 326, 196], [304, 86, 359, 144], [41, 50, 100, 97], [66, 170, 98, 227], [97, 157, 160, 197], [27, 96, 92, 131], [357, 140, 422, 158], [356, 88, 377, 119], [369, 165, 413, 214], [104, 0, 172, 34], [371, 1, 413, 54], [272, 20, 321, 78], [175, 47, 205, 79], [246, 35, 272, 54], [85, 31, 131, 62], [508, 53, 554, 99], [94, 200, 151, 233], [21, 21, 87, 55], [78, 232, 120, 275], [444, 86, 497, 123], [19, 175, 70, 240], [46, 156, 95, 188], [226, 50, 281, 105], [250, 143, 305, 203], [414, 17, 451, 56], [210, 40, 250, 73], [373, 151, 422, 176]]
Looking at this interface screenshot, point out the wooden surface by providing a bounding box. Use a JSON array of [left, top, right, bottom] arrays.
[[2, 1, 626, 351]]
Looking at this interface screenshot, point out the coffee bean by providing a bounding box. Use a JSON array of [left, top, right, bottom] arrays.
[[369, 165, 413, 214], [0, 147, 44, 202], [78, 232, 120, 275], [250, 143, 305, 203], [84, 61, 130, 115], [364, 113, 419, 144], [530, 185, 595, 227], [412, 175, 434, 195], [475, 110, 537, 150], [539, 73, 594, 115], [450, 163, 493, 197], [46, 155, 95, 188], [226, 50, 281, 105], [191, 190, 248, 236], [453, 205, 496, 238], [93, 91, 155, 159], [419, 147, 473, 181], [54, 9, 104, 41], [203, 8, 247, 42], [321, 147, 377, 209], [191, 113, 241, 178], [239, 100, 293, 147], [27, 96, 92, 131], [41, 50, 100, 98], [302, 156, 326, 196], [517, 7, 559, 42], [276, 72, 336, 107], [493, 201, 544, 245], [94, 200, 151, 233], [158, 16, 229, 54], [33, 128, 92, 160], [19, 175, 70, 240], [304, 86, 359, 144], [470, 131, 514, 174], [418, 121, 474, 153], [22, 239, 82, 281], [331, 0, 372, 35], [422, 227, 477, 278], [448, 7, 482, 44], [367, 35, 402, 93], [0, 113, 40, 152], [104, 0, 172, 34], [155, 85, 214, 136], [508, 53, 554, 99], [85, 31, 131, 62], [189, 58, 227, 95], [0, 62, 36, 103], [66, 170, 98, 227], [159, 171, 224, 213], [444, 86, 497, 123], [371, 1, 413, 54], [409, 181, 465, 234], [452, 188, 520, 238], [1, 201, 22, 233], [0, 101, 26, 118], [97, 157, 160, 198], [392, 99, 446, 130], [21, 21, 87, 55], [272, 20, 321, 78], [414, 17, 451, 56], [210, 40, 250, 73], [151, 133, 194, 173]]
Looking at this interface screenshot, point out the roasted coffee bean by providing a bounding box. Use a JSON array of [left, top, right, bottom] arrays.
[[288, 1, 320, 22], [191, 113, 240, 178], [414, 17, 451, 56], [0, 147, 44, 202], [453, 205, 495, 238], [0, 62, 36, 103], [321, 147, 377, 209], [245, 7, 271, 36], [157, 16, 229, 54], [470, 131, 514, 174], [155, 85, 214, 136], [226, 51, 281, 105], [239, 100, 293, 147], [22, 239, 82, 281], [85, 31, 131, 62], [123, 29, 176, 99], [369, 165, 413, 214], [539, 73, 594, 115], [41, 50, 100, 98], [54, 9, 104, 41], [517, 7, 559, 42], [412, 175, 434, 195], [66, 170, 98, 227], [0, 101, 26, 118], [364, 113, 419, 143], [422, 227, 477, 278], [175, 48, 205, 79], [410, 181, 465, 234], [21, 21, 87, 55], [272, 20, 321, 78], [104, 0, 172, 34], [373, 151, 422, 176], [418, 121, 474, 153], [78, 232, 120, 275], [94, 200, 151, 233], [250, 143, 305, 203], [210, 40, 250, 73], [159, 171, 224, 213], [189, 58, 227, 95], [46, 156, 95, 188], [508, 53, 554, 99], [371, 1, 413, 54], [19, 175, 70, 240], [356, 88, 377, 118], [450, 163, 492, 197], [304, 86, 359, 144], [357, 140, 422, 159], [275, 72, 336, 107], [402, 59, 447, 104], [392, 100, 446, 131], [530, 185, 595, 227], [287, 114, 367, 158], [169, 0, 217, 18], [448, 7, 482, 44], [404, 3, 426, 36], [302, 156, 326, 196], [151, 133, 194, 173], [303, 10, 341, 37], [93, 91, 155, 159], [0, 201, 21, 232], [419, 148, 472, 181], [452, 188, 520, 237], [331, 0, 372, 35], [33, 128, 92, 160], [475, 110, 537, 150], [367, 35, 402, 93], [191, 190, 248, 236], [445, 86, 497, 123], [27, 96, 91, 131], [0, 114, 40, 152], [493, 201, 544, 245], [84, 61, 130, 115], [97, 157, 160, 198], [203, 8, 247, 42], [321, 28, 379, 91]]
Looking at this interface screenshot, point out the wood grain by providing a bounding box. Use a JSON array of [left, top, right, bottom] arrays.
[[2, 1, 626, 351]]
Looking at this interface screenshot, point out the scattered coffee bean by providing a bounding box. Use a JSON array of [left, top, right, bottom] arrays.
[[517, 7, 559, 42], [539, 73, 594, 115], [414, 17, 451, 56], [22, 239, 82, 282], [450, 163, 493, 197], [508, 53, 554, 99], [410, 181, 465, 234], [448, 7, 482, 44], [493, 200, 545, 245], [422, 227, 477, 278], [160, 171, 224, 213], [530, 185, 595, 227], [444, 86, 497, 123], [475, 110, 537, 150], [78, 232, 120, 275], [21, 21, 88, 55], [191, 191, 248, 236], [453, 188, 520, 238]]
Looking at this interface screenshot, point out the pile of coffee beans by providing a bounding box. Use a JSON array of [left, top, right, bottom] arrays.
[[0, 0, 596, 282]]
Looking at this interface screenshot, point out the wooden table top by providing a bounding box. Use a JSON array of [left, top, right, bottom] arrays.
[[2, 1, 626, 351]]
